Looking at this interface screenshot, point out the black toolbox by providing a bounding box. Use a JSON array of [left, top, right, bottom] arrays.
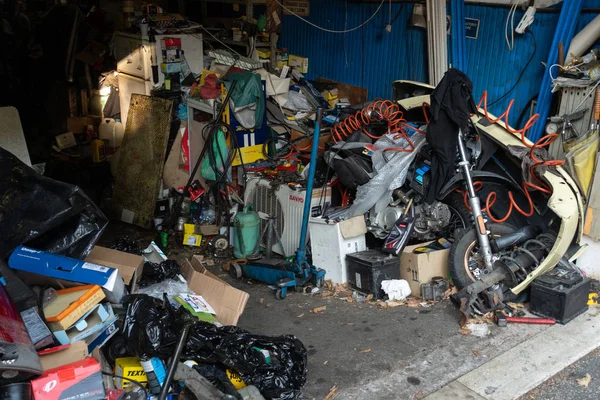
[[530, 267, 590, 324], [346, 250, 399, 299]]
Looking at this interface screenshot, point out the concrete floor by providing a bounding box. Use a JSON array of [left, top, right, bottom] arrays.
[[98, 221, 561, 399]]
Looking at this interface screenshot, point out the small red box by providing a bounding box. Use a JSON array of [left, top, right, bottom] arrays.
[[31, 358, 105, 400]]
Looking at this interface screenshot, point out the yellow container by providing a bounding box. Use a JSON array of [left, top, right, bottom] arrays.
[[114, 357, 147, 389], [183, 224, 203, 246], [226, 369, 246, 389]]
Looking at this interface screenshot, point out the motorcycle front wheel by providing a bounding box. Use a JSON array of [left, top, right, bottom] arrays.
[[449, 223, 517, 289]]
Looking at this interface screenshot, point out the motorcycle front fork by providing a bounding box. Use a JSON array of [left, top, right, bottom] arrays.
[[457, 129, 495, 272]]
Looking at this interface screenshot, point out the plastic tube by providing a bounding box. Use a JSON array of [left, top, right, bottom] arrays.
[[565, 14, 600, 65]]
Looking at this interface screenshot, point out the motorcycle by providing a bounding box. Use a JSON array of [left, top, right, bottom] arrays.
[[394, 79, 585, 317], [328, 77, 585, 317]]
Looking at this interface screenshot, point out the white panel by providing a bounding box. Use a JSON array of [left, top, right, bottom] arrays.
[[0, 107, 30, 166], [117, 74, 152, 127]]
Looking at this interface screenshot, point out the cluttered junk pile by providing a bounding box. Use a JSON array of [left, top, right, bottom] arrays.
[[1, 5, 600, 399]]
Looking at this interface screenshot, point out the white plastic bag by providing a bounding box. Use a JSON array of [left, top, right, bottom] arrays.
[[381, 279, 412, 301]]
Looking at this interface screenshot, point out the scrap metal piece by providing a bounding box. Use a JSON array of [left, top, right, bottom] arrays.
[[173, 363, 236, 400]]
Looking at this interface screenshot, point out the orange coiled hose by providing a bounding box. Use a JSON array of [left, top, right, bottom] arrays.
[[331, 100, 426, 154], [458, 90, 565, 223]]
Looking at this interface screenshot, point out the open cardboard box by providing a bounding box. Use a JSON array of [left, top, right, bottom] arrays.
[[181, 255, 249, 326], [400, 241, 450, 297], [85, 246, 144, 292]]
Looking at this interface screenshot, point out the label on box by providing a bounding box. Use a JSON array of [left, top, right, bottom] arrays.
[[21, 307, 52, 344], [82, 262, 110, 273], [178, 293, 216, 315], [186, 236, 199, 246], [355, 273, 362, 289]]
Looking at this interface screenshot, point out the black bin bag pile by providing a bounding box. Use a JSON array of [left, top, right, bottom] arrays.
[[0, 147, 108, 259], [123, 294, 308, 400]]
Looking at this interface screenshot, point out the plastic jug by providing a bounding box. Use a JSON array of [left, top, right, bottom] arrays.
[[233, 205, 261, 258], [99, 118, 116, 148], [114, 120, 125, 147]]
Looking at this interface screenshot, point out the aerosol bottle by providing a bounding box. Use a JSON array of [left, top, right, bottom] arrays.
[[140, 356, 167, 395]]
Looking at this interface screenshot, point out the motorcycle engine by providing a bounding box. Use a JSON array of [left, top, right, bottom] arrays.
[[368, 206, 405, 239], [367, 201, 453, 240], [412, 202, 453, 241]]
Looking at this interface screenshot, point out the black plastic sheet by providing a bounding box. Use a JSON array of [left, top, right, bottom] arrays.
[[0, 147, 108, 259]]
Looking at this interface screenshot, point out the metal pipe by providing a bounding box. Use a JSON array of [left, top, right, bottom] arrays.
[[295, 108, 323, 262], [158, 323, 192, 400]]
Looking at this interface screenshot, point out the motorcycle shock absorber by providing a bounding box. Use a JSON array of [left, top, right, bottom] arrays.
[[456, 129, 495, 272]]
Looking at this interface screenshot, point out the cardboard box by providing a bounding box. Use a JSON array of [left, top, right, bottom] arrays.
[[288, 54, 308, 73], [290, 129, 331, 154], [38, 341, 89, 371], [232, 144, 265, 166], [183, 224, 202, 247], [85, 246, 144, 292], [181, 256, 249, 326], [9, 246, 125, 303], [53, 304, 117, 345], [400, 242, 450, 297], [32, 358, 105, 400], [45, 285, 105, 331], [114, 357, 147, 389], [85, 319, 118, 354]]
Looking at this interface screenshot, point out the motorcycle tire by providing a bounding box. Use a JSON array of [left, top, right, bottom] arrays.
[[441, 193, 473, 232], [449, 223, 517, 289]]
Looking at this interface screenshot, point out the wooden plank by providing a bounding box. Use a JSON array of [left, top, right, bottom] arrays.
[[315, 78, 368, 106]]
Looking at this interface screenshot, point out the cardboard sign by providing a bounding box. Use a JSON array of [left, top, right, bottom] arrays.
[[283, 0, 309, 16]]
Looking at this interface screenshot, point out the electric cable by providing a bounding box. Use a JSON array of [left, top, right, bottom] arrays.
[[274, 0, 385, 34], [505, 0, 519, 51], [101, 372, 149, 397], [488, 29, 536, 107]]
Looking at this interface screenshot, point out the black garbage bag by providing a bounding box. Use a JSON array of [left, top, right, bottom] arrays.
[[0, 147, 108, 259], [123, 294, 308, 400], [122, 294, 183, 359], [185, 324, 308, 400], [139, 259, 181, 286], [110, 236, 142, 255]]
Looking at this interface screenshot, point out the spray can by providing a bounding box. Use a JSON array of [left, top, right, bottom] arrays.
[[140, 356, 167, 395]]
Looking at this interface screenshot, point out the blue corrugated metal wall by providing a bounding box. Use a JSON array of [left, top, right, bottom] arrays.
[[280, 1, 600, 127], [279, 1, 427, 101]]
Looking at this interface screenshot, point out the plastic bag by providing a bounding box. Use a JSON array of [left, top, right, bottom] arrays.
[[135, 279, 191, 299], [185, 324, 308, 400], [139, 259, 181, 286], [110, 236, 142, 255], [122, 294, 183, 359], [0, 147, 108, 259], [340, 133, 425, 219]]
